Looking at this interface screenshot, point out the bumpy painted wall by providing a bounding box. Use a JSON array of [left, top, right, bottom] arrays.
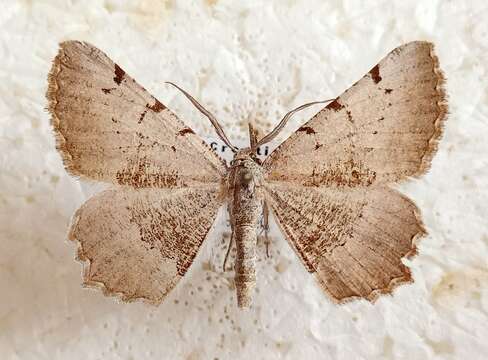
[[1, 1, 487, 359]]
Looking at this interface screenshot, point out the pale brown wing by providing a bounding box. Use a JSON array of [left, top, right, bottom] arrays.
[[262, 41, 446, 302], [70, 185, 222, 304], [264, 41, 447, 186], [264, 182, 424, 302], [47, 41, 226, 187]]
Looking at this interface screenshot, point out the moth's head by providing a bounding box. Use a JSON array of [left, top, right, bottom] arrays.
[[233, 148, 253, 161], [224, 123, 263, 163], [231, 148, 261, 165]]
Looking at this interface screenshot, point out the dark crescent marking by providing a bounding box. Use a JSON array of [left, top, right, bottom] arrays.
[[178, 128, 195, 136], [113, 64, 125, 85], [101, 88, 115, 94], [369, 64, 382, 84], [146, 100, 166, 113], [328, 99, 344, 112], [297, 126, 316, 134]]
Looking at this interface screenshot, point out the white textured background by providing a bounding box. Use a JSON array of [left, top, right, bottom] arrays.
[[1, 1, 488, 359]]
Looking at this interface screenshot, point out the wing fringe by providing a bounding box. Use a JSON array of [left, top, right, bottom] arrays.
[[46, 42, 82, 177], [415, 41, 448, 178]]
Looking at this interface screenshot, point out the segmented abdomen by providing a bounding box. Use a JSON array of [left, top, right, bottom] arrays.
[[234, 223, 257, 308]]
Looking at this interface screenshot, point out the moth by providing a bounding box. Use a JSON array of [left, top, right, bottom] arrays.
[[47, 41, 447, 308]]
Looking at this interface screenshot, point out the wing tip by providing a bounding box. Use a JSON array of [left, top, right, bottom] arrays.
[[58, 40, 96, 53]]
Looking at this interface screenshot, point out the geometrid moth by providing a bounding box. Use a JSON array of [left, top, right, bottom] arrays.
[[47, 41, 447, 308]]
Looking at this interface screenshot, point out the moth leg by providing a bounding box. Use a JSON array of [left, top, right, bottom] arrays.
[[262, 200, 270, 258], [222, 232, 234, 272], [222, 205, 235, 272]]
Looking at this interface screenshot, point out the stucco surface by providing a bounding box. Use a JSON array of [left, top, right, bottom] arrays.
[[1, 1, 488, 359]]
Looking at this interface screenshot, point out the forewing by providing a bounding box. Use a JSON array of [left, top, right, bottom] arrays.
[[264, 183, 424, 302], [264, 41, 447, 186], [47, 41, 226, 187], [70, 185, 222, 304]]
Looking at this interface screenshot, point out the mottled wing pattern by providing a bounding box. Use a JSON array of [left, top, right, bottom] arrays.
[[265, 183, 424, 302], [70, 185, 222, 304], [263, 41, 447, 302], [264, 41, 447, 186], [47, 41, 226, 187]]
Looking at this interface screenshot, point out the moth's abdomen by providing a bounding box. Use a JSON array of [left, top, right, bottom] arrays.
[[234, 223, 257, 308], [229, 154, 264, 308]]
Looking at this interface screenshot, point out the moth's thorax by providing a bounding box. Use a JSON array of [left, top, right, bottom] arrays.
[[229, 148, 264, 191]]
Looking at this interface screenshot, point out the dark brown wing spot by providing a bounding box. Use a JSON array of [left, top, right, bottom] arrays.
[[178, 128, 195, 136], [147, 100, 166, 113], [102, 88, 115, 94], [297, 126, 316, 134], [384, 88, 393, 94], [113, 64, 125, 85], [327, 99, 344, 112], [369, 64, 382, 84], [138, 110, 147, 124], [314, 143, 323, 150], [346, 110, 353, 123], [171, 146, 176, 152]]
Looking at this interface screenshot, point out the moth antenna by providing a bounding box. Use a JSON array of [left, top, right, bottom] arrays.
[[248, 122, 259, 151], [165, 82, 238, 152], [256, 99, 334, 147]]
